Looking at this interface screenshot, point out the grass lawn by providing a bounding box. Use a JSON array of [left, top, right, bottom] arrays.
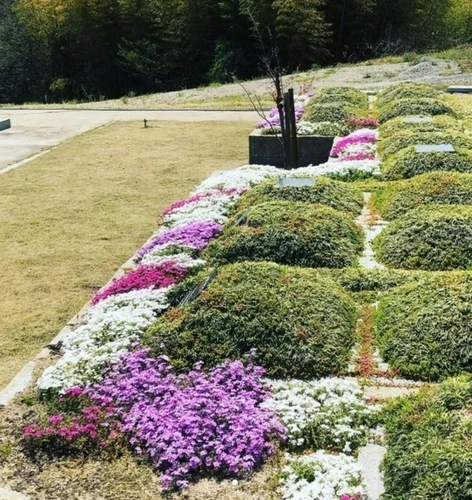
[[0, 120, 252, 390]]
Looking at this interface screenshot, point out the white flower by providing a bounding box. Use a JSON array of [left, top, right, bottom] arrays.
[[192, 165, 281, 192], [280, 451, 367, 500], [37, 288, 172, 392], [263, 378, 379, 451]]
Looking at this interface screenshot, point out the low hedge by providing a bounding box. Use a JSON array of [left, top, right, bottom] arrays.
[[311, 87, 369, 108], [378, 98, 456, 124], [143, 261, 358, 378], [379, 115, 462, 139], [235, 176, 364, 216], [371, 172, 472, 219], [204, 200, 364, 268], [373, 204, 472, 270], [378, 130, 472, 159], [377, 82, 443, 108], [381, 146, 472, 180], [303, 101, 366, 124], [375, 275, 472, 380], [382, 376, 472, 499]]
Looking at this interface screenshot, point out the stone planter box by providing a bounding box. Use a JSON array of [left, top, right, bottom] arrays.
[[249, 131, 334, 168]]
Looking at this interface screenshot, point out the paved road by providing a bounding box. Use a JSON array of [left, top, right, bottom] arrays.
[[0, 109, 259, 171]]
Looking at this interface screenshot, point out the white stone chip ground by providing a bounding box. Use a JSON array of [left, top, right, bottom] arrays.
[[356, 192, 387, 270]]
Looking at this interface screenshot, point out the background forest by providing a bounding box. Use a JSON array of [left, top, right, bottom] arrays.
[[0, 0, 471, 103]]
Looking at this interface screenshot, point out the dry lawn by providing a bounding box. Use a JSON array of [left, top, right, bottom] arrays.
[[0, 120, 252, 390]]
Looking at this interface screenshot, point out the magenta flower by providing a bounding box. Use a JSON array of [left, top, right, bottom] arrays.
[[92, 261, 187, 304], [256, 104, 304, 129], [331, 129, 378, 157]]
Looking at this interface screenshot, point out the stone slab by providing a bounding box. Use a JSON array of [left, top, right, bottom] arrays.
[[358, 444, 386, 500], [403, 115, 432, 123], [415, 143, 455, 153], [0, 118, 11, 131], [277, 177, 315, 187], [446, 85, 472, 93]]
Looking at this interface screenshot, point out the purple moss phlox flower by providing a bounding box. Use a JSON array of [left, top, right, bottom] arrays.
[[92, 262, 188, 304], [162, 187, 245, 216], [136, 221, 222, 260], [256, 104, 304, 129], [88, 349, 286, 489], [22, 396, 121, 446], [330, 129, 378, 157]]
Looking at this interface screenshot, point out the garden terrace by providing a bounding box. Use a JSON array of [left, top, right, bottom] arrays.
[[373, 204, 472, 270], [370, 171, 472, 220], [143, 261, 358, 379], [234, 176, 364, 216], [378, 115, 462, 139], [382, 376, 472, 499], [378, 98, 456, 123], [381, 146, 472, 180], [204, 200, 364, 268], [374, 274, 472, 380], [377, 130, 472, 159], [376, 82, 442, 108]]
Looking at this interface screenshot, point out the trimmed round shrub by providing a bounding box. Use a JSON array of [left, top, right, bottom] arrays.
[[204, 200, 364, 268], [382, 376, 472, 498], [372, 172, 472, 219], [381, 146, 472, 180], [303, 102, 364, 124], [378, 98, 456, 124], [375, 275, 472, 380], [377, 82, 442, 108], [143, 261, 357, 378], [235, 176, 363, 216], [373, 204, 472, 270], [378, 130, 472, 159], [311, 87, 369, 108], [379, 115, 462, 139]]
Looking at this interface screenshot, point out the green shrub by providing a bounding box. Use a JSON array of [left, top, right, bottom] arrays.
[[311, 87, 369, 108], [375, 275, 472, 380], [378, 130, 472, 159], [320, 267, 419, 293], [378, 98, 456, 123], [382, 376, 472, 499], [377, 82, 443, 108], [379, 115, 462, 139], [204, 200, 364, 268], [381, 146, 472, 180], [235, 176, 363, 216], [143, 262, 357, 378], [371, 172, 472, 219], [303, 101, 365, 124], [373, 204, 472, 270]]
